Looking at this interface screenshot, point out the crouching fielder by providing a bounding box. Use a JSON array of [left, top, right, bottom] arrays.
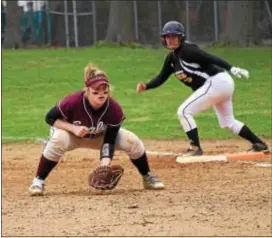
[[29, 63, 164, 196]]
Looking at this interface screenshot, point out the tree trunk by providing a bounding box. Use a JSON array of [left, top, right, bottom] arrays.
[[196, 1, 214, 41], [137, 1, 159, 45], [77, 1, 93, 46], [49, 0, 66, 46], [1, 1, 6, 45], [105, 1, 135, 43], [225, 1, 261, 45], [3, 0, 22, 49]]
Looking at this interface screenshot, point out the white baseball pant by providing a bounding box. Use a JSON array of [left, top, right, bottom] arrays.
[[177, 72, 244, 134], [43, 127, 145, 162]]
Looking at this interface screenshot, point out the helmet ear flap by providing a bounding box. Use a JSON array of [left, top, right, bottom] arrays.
[[161, 36, 166, 46]]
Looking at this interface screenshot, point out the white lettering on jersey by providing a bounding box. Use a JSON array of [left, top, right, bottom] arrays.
[[73, 121, 82, 125], [88, 121, 106, 135]]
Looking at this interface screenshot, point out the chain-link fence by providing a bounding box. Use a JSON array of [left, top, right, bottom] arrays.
[[2, 0, 272, 47]]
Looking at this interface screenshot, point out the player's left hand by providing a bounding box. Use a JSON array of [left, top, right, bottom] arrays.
[[230, 67, 249, 79]]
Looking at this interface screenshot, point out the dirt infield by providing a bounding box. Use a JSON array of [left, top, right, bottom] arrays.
[[2, 139, 272, 236]]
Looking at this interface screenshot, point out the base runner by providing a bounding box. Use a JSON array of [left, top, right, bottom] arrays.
[[137, 20, 269, 156]]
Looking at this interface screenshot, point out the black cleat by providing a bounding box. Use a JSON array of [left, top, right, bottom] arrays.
[[248, 143, 269, 154], [183, 146, 203, 156]]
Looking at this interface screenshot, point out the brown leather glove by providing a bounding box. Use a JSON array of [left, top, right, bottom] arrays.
[[88, 165, 124, 190]]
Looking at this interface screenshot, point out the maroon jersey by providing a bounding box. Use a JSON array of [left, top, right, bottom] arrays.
[[56, 91, 125, 137]]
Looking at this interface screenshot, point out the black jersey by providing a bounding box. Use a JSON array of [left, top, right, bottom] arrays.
[[146, 42, 233, 91]]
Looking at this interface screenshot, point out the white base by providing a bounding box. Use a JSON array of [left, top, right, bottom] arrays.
[[176, 155, 227, 164]]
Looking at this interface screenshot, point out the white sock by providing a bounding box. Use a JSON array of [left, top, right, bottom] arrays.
[[32, 177, 45, 187]]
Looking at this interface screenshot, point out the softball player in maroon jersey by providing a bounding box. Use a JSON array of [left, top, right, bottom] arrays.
[[137, 21, 269, 156], [29, 63, 164, 196]]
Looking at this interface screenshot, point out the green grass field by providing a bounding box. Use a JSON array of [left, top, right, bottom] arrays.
[[2, 45, 272, 143]]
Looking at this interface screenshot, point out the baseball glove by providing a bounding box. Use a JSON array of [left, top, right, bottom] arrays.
[[88, 165, 124, 190]]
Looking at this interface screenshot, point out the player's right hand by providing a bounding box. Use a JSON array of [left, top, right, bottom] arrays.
[[72, 125, 89, 137], [136, 82, 147, 93]]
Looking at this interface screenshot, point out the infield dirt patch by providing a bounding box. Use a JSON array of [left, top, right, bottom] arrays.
[[2, 139, 272, 236]]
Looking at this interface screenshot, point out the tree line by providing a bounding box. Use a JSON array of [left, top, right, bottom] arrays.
[[2, 0, 272, 48]]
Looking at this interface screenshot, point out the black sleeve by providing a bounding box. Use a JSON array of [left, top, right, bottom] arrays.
[[184, 46, 232, 71], [145, 53, 174, 90], [45, 106, 63, 126], [100, 125, 121, 159]]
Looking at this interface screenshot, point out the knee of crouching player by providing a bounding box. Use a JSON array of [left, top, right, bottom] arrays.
[[177, 103, 192, 120], [124, 132, 145, 160], [43, 129, 73, 162], [177, 105, 191, 123]]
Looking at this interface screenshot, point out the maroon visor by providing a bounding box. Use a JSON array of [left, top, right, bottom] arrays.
[[85, 75, 109, 89]]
